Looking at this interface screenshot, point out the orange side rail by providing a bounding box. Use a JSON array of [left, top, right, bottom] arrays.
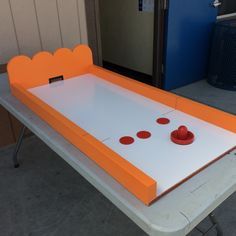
[[89, 65, 236, 133], [89, 65, 179, 109], [11, 83, 157, 205], [176, 97, 236, 133], [7, 44, 235, 205]]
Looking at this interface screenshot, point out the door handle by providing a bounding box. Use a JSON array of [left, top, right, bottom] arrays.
[[212, 0, 221, 8]]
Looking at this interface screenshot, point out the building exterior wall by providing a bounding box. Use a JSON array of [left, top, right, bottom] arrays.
[[0, 0, 88, 64]]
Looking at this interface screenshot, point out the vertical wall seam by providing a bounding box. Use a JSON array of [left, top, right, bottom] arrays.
[[55, 0, 64, 48], [8, 0, 21, 54], [94, 1, 100, 63], [81, 0, 88, 44], [76, 0, 82, 43], [93, 1, 98, 61], [33, 0, 43, 51], [94, 0, 103, 65]]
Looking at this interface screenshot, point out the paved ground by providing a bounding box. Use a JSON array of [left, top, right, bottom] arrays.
[[0, 80, 235, 236], [173, 80, 236, 115]]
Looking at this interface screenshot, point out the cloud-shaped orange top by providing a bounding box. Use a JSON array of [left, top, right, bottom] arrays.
[[7, 45, 93, 89]]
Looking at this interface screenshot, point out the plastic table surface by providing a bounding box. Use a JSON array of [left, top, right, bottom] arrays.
[[1, 73, 236, 236]]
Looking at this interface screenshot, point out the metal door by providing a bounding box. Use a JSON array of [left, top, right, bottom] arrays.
[[163, 0, 220, 90]]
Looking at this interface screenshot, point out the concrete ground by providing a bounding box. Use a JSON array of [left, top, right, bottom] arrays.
[[173, 80, 236, 115], [0, 80, 235, 236]]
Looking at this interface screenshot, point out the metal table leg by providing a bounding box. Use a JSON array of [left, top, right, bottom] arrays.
[[195, 212, 223, 235], [209, 212, 223, 236], [12, 125, 26, 168]]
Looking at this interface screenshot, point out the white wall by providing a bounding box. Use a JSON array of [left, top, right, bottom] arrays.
[[0, 0, 88, 64], [99, 0, 154, 75]]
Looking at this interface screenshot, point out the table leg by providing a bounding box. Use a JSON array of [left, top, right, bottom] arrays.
[[195, 212, 223, 236], [209, 212, 223, 236], [12, 125, 26, 168]]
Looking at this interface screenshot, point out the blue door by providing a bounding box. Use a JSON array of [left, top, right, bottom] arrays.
[[163, 0, 220, 90]]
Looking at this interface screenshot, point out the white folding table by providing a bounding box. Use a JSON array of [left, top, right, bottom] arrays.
[[1, 73, 236, 236]]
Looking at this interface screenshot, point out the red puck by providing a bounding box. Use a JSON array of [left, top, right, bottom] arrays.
[[137, 131, 151, 139], [177, 126, 188, 140], [156, 117, 170, 125], [119, 136, 134, 145], [170, 126, 194, 145]]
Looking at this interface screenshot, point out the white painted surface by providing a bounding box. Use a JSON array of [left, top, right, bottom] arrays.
[[29, 74, 173, 140], [1, 73, 236, 235], [28, 74, 236, 196], [105, 110, 236, 195]]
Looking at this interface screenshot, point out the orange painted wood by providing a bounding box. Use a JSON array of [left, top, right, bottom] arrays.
[[11, 83, 157, 205], [7, 44, 236, 205], [89, 65, 179, 109], [176, 97, 236, 133], [7, 45, 93, 89], [89, 65, 236, 134]]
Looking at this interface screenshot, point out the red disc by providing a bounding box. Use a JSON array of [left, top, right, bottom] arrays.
[[137, 131, 151, 139], [119, 136, 134, 145], [156, 117, 170, 125], [170, 126, 194, 145]]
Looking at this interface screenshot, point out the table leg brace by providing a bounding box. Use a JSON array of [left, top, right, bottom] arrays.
[[12, 125, 26, 168]]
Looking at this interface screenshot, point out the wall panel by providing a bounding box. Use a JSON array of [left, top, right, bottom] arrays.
[[0, 0, 19, 63], [10, 0, 42, 56], [77, 0, 88, 44], [0, 0, 88, 63], [57, 0, 81, 48], [85, 0, 102, 65], [34, 0, 62, 51]]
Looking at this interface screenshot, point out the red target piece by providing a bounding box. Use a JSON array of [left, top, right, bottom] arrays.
[[156, 117, 170, 125], [119, 136, 134, 145], [177, 126, 188, 140], [171, 126, 194, 145], [137, 131, 151, 139]]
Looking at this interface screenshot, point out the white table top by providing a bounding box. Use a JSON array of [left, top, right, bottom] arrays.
[[1, 73, 236, 236], [29, 74, 236, 197]]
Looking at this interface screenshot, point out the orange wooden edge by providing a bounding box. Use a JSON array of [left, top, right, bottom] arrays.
[[89, 65, 236, 133], [7, 45, 93, 89], [7, 44, 236, 205], [89, 65, 179, 109], [11, 84, 157, 205]]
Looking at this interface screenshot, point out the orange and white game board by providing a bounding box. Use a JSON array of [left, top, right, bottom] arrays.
[[7, 45, 236, 205]]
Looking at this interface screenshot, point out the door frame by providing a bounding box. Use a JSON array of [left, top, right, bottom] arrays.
[[152, 0, 166, 88], [85, 0, 166, 88], [85, 0, 103, 66]]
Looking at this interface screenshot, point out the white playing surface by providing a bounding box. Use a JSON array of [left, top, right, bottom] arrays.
[[28, 74, 236, 196]]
